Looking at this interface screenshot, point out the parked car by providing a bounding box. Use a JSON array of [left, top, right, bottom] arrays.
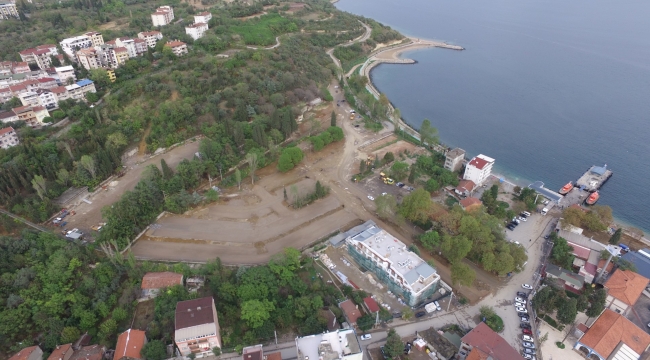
[[522, 335, 533, 342], [415, 311, 427, 318], [522, 342, 535, 349], [520, 323, 531, 329], [519, 216, 527, 222], [523, 348, 536, 355], [396, 182, 405, 187], [515, 306, 527, 313], [507, 224, 516, 231], [434, 301, 441, 311], [522, 353, 535, 359], [522, 328, 533, 335], [367, 195, 375, 201], [361, 334, 371, 340], [517, 292, 528, 298], [517, 312, 528, 318], [515, 297, 527, 304], [521, 317, 530, 323], [522, 284, 533, 290]]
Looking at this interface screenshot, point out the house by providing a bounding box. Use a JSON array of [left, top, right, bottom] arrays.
[[0, 110, 18, 123], [419, 327, 460, 360], [18, 90, 40, 106], [603, 269, 649, 315], [574, 309, 650, 360], [544, 263, 585, 293], [112, 47, 130, 67], [186, 22, 208, 40], [459, 197, 482, 211], [114, 329, 147, 360], [36, 89, 58, 109], [295, 329, 362, 360], [138, 31, 163, 48], [19, 45, 59, 69], [76, 48, 102, 70], [175, 296, 222, 358], [13, 105, 49, 127], [0, 61, 30, 74], [60, 35, 93, 61], [8, 346, 43, 360], [320, 308, 339, 331], [152, 5, 174, 26], [165, 41, 188, 56], [0, 0, 19, 20], [363, 296, 380, 314], [346, 224, 440, 306], [47, 344, 73, 360], [194, 11, 212, 24], [455, 179, 476, 197], [338, 299, 362, 325], [459, 322, 524, 360], [84, 31, 104, 47], [463, 154, 494, 186], [242, 344, 263, 360], [69, 345, 106, 360], [56, 66, 76, 84], [141, 271, 184, 298], [103, 67, 116, 82], [444, 147, 465, 172]]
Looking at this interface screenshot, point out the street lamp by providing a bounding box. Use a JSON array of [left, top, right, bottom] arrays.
[[447, 291, 454, 312]]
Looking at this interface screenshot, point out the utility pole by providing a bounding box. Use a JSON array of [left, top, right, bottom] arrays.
[[447, 291, 454, 312]]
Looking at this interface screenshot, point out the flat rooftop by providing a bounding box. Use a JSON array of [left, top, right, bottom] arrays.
[[576, 165, 613, 192], [296, 329, 361, 360], [528, 181, 563, 203]]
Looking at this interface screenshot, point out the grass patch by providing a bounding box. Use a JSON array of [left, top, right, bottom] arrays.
[[231, 14, 297, 46], [542, 314, 565, 331]]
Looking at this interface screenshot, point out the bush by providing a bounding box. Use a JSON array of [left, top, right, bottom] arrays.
[[278, 147, 304, 172], [556, 342, 565, 349]]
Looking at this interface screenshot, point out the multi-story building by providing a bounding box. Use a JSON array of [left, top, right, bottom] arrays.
[[295, 329, 362, 360], [60, 35, 93, 61], [76, 48, 102, 70], [18, 90, 40, 106], [444, 147, 465, 173], [603, 269, 649, 316], [55, 65, 76, 84], [115, 37, 138, 58], [138, 31, 163, 48], [463, 154, 495, 186], [0, 88, 12, 103], [165, 41, 188, 56], [459, 323, 524, 360], [103, 67, 116, 82], [113, 47, 129, 67], [64, 79, 95, 101], [0, 110, 19, 123], [194, 11, 212, 24], [13, 105, 49, 127], [134, 38, 148, 55], [0, 61, 30, 75], [574, 309, 650, 360], [0, 126, 19, 149], [346, 221, 440, 306], [51, 86, 69, 101], [19, 44, 59, 69], [0, 0, 19, 20], [35, 89, 58, 109], [185, 22, 208, 40], [151, 5, 174, 26], [84, 31, 104, 47], [174, 297, 221, 358]]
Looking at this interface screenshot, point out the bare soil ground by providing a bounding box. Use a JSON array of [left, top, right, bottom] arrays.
[[98, 20, 129, 31]]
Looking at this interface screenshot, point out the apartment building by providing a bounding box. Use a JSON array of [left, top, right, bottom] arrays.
[[295, 330, 362, 360], [77, 48, 102, 70], [138, 31, 163, 48], [463, 154, 495, 185], [444, 147, 465, 172], [35, 89, 58, 109], [185, 22, 208, 40], [0, 61, 30, 75], [164, 41, 188, 56], [151, 5, 174, 26], [346, 222, 441, 306], [84, 31, 104, 47], [104, 67, 116, 82], [134, 38, 147, 55], [0, 126, 19, 149], [113, 47, 129, 66], [0, 0, 19, 20], [174, 297, 221, 358], [19, 44, 59, 69], [194, 11, 212, 24], [65, 79, 96, 100], [12, 105, 49, 127], [55, 65, 76, 84], [0, 110, 18, 123], [60, 35, 93, 61], [18, 90, 40, 106]]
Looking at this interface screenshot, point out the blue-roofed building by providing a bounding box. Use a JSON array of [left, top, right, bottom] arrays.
[[345, 224, 440, 306], [76, 79, 93, 87], [528, 181, 564, 204], [591, 164, 607, 176], [621, 251, 650, 280]]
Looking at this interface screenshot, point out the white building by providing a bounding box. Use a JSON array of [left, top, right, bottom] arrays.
[[463, 154, 495, 186], [55, 66, 76, 84], [346, 222, 441, 306], [151, 5, 174, 26], [18, 90, 40, 107], [295, 330, 362, 360], [18, 45, 59, 70], [60, 35, 93, 61], [0, 0, 19, 20], [35, 89, 57, 109], [194, 11, 211, 24], [84, 31, 104, 47], [444, 147, 465, 173], [138, 31, 163, 48], [164, 41, 188, 56], [76, 48, 102, 70], [0, 127, 19, 148], [185, 22, 208, 40]]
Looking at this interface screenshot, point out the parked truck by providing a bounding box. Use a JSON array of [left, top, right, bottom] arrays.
[[425, 302, 437, 314]]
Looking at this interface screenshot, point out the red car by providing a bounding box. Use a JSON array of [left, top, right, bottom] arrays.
[[522, 328, 532, 335]]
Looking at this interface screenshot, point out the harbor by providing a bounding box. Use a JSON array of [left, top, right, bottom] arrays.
[[529, 164, 613, 209]]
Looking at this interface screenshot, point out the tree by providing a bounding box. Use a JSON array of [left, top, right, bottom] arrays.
[[235, 169, 242, 190], [419, 119, 438, 147], [331, 111, 336, 127], [557, 298, 577, 325], [551, 237, 575, 269], [241, 299, 275, 329], [441, 235, 472, 263], [389, 161, 409, 181], [31, 175, 47, 200], [401, 307, 413, 320], [161, 159, 174, 179], [419, 231, 440, 252], [398, 188, 433, 223], [60, 326, 80, 344], [357, 314, 375, 331], [246, 152, 258, 185], [408, 165, 417, 184], [609, 228, 622, 245], [383, 152, 395, 164], [278, 147, 304, 172], [89, 68, 110, 89], [79, 155, 96, 179], [359, 160, 367, 174], [384, 329, 404, 359], [451, 262, 476, 286], [587, 288, 607, 317], [142, 340, 167, 360], [375, 194, 397, 220], [212, 347, 222, 356]]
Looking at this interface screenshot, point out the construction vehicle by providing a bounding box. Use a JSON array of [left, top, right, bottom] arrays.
[[379, 172, 386, 180], [385, 178, 395, 185]]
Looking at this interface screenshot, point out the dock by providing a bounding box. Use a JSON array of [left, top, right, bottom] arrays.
[[529, 164, 613, 209], [575, 165, 613, 192]]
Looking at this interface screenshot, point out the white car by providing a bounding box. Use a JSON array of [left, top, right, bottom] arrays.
[[522, 335, 533, 342], [381, 192, 387, 196], [522, 354, 535, 360], [515, 297, 527, 304], [516, 306, 527, 313], [360, 334, 371, 340], [519, 216, 527, 222], [434, 301, 441, 311], [367, 195, 374, 201], [522, 284, 533, 290]]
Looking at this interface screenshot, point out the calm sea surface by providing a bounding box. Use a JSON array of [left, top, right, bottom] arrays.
[[336, 0, 650, 233]]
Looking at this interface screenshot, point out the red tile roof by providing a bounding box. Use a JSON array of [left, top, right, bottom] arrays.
[[9, 84, 26, 92], [114, 329, 146, 360], [363, 297, 380, 313], [69, 345, 105, 360], [567, 241, 591, 260], [166, 41, 186, 48], [580, 309, 650, 358], [37, 77, 56, 83], [456, 179, 476, 193], [339, 299, 361, 324], [468, 156, 489, 170], [175, 296, 215, 330], [465, 348, 489, 360], [51, 86, 67, 94], [461, 323, 524, 360], [8, 346, 40, 360], [604, 269, 649, 306], [33, 106, 46, 112], [114, 47, 128, 53], [141, 271, 183, 289], [134, 38, 145, 43], [460, 197, 482, 210], [0, 127, 15, 136], [48, 343, 73, 360], [266, 352, 282, 360]]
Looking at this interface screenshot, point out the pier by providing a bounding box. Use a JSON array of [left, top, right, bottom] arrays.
[[575, 164, 613, 192], [531, 164, 614, 209]]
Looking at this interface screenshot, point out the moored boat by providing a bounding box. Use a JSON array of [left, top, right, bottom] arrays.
[[586, 191, 599, 205], [559, 182, 573, 195]]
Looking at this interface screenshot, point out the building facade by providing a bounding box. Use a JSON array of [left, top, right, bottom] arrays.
[[60, 35, 93, 61], [56, 66, 76, 84], [194, 11, 212, 24], [84, 31, 104, 47], [574, 309, 650, 360], [463, 154, 495, 185], [185, 22, 208, 40], [0, 126, 19, 149], [175, 297, 221, 358], [346, 223, 440, 306], [444, 147, 465, 172], [295, 330, 362, 360], [77, 48, 102, 70], [0, 0, 19, 20], [19, 45, 59, 69], [151, 5, 174, 26], [165, 41, 188, 56], [138, 31, 163, 48]]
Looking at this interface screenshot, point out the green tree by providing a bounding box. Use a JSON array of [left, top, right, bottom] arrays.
[[419, 231, 440, 253], [161, 159, 174, 179], [451, 262, 476, 286], [401, 307, 414, 320], [398, 188, 433, 223], [408, 165, 417, 184], [212, 347, 222, 356], [60, 326, 80, 344], [235, 169, 242, 190], [79, 155, 96, 179], [246, 152, 258, 185], [587, 288, 607, 317], [557, 298, 578, 325], [551, 237, 575, 269], [609, 228, 622, 245], [375, 194, 397, 220], [441, 235, 472, 263], [424, 178, 439, 193], [419, 119, 438, 147], [384, 329, 404, 359], [142, 340, 167, 360], [359, 160, 367, 174], [383, 152, 394, 164], [89, 68, 110, 89], [357, 314, 375, 332], [331, 111, 336, 127], [389, 161, 409, 181], [241, 299, 275, 329], [31, 175, 47, 200]]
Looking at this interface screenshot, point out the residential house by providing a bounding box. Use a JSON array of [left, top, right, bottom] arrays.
[[133, 38, 148, 55], [0, 0, 19, 20], [69, 345, 106, 360], [112, 47, 130, 67], [194, 11, 212, 24], [463, 154, 494, 186], [37, 77, 58, 89], [186, 22, 208, 40], [141, 271, 184, 298], [363, 296, 380, 315], [574, 309, 650, 360], [544, 263, 585, 293], [419, 327, 460, 360], [19, 45, 59, 69], [77, 48, 102, 70], [459, 322, 524, 360], [47, 344, 73, 360], [8, 346, 43, 360], [175, 296, 222, 358], [295, 329, 362, 360], [320, 308, 339, 331], [0, 110, 18, 123], [603, 269, 649, 315], [0, 87, 12, 103], [346, 224, 440, 306], [151, 5, 174, 26], [18, 90, 40, 106], [65, 79, 95, 100], [115, 37, 139, 58], [13, 105, 48, 127], [444, 147, 465, 172], [114, 329, 147, 360], [138, 31, 163, 48], [459, 197, 482, 211], [165, 40, 188, 56], [84, 31, 104, 47], [60, 35, 93, 61], [0, 61, 30, 74], [455, 179, 476, 197], [56, 66, 76, 84], [338, 299, 361, 325], [51, 86, 69, 102], [34, 89, 57, 109], [242, 344, 263, 360], [103, 67, 116, 82]]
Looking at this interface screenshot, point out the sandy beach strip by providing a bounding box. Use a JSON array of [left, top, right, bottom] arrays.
[[373, 37, 463, 61]]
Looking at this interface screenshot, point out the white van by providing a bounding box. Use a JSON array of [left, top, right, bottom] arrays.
[[522, 211, 531, 217], [541, 208, 548, 215]]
